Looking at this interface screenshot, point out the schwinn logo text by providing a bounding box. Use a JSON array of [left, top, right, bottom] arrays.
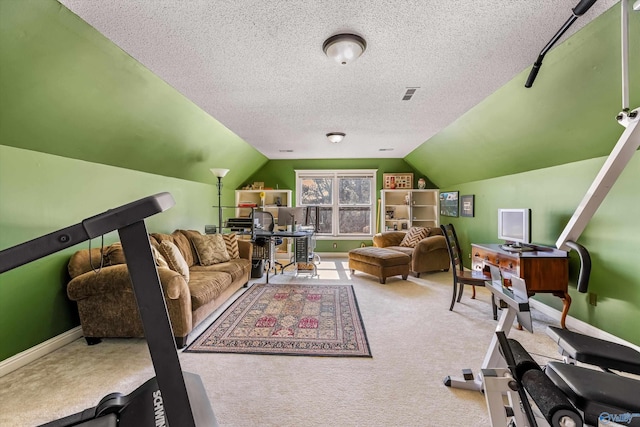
[[152, 390, 166, 427]]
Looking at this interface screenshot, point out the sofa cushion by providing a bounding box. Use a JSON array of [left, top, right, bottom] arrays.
[[158, 241, 190, 282], [171, 231, 196, 267], [399, 227, 429, 247], [104, 243, 127, 265], [385, 246, 414, 258], [191, 258, 250, 283], [192, 234, 231, 265], [188, 271, 232, 309], [222, 233, 240, 259], [427, 227, 442, 237]]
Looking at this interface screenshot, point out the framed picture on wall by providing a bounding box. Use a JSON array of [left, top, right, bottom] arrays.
[[460, 195, 475, 217], [439, 191, 459, 217], [383, 173, 413, 189]]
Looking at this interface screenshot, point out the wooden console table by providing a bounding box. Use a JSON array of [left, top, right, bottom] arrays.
[[471, 243, 570, 328]]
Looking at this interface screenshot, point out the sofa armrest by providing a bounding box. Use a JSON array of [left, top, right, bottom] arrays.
[[414, 235, 447, 254], [238, 239, 253, 260], [67, 264, 189, 301], [373, 231, 406, 248]]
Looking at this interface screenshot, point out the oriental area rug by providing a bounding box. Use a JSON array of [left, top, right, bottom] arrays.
[[185, 283, 371, 357]]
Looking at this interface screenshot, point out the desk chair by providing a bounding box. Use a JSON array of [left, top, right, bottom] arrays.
[[251, 210, 284, 274], [440, 224, 493, 313]]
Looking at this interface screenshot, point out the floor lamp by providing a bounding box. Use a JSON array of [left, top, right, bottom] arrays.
[[210, 168, 229, 233]]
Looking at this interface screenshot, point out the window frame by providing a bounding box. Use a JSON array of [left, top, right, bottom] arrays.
[[295, 169, 377, 239]]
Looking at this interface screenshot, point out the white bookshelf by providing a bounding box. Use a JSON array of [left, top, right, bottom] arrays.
[[235, 189, 292, 221], [380, 189, 439, 232]]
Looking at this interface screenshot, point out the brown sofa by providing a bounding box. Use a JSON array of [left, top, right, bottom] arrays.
[[372, 227, 450, 276], [67, 230, 252, 347]]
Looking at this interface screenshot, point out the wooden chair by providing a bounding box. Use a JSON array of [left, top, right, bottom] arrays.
[[440, 224, 494, 316]]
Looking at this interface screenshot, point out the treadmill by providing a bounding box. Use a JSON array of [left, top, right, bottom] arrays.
[[0, 192, 217, 426]]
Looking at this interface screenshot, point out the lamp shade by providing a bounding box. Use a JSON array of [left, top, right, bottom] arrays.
[[210, 168, 230, 178], [323, 34, 366, 65], [326, 132, 346, 144]]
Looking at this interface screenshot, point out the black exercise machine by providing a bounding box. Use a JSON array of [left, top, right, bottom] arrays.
[[481, 242, 640, 426], [491, 330, 640, 427], [0, 193, 217, 426]]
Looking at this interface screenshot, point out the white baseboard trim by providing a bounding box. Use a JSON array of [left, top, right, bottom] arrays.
[[0, 326, 83, 378], [529, 299, 640, 353], [316, 252, 349, 258]]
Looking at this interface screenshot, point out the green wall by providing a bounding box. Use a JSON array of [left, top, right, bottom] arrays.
[[0, 0, 268, 189], [439, 153, 640, 345], [244, 158, 433, 252], [0, 0, 263, 360], [0, 146, 220, 360]]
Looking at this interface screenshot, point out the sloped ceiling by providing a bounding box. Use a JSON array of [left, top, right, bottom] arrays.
[[406, 3, 639, 188], [58, 0, 619, 161]]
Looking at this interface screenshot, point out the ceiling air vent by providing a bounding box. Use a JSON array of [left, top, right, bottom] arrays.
[[279, 149, 294, 153], [402, 87, 419, 101]]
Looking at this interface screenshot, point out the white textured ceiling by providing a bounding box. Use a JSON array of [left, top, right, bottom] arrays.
[[58, 0, 617, 160]]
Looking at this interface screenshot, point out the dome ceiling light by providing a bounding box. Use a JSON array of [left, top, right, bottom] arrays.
[[323, 34, 367, 65], [326, 132, 346, 144]]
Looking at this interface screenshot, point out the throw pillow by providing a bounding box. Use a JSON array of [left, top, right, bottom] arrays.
[[104, 242, 127, 265], [158, 241, 190, 282], [399, 227, 429, 248], [151, 245, 170, 269], [222, 233, 240, 259], [192, 234, 231, 266]]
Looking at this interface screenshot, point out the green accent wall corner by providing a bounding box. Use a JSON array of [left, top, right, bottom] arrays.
[[0, 0, 267, 189]]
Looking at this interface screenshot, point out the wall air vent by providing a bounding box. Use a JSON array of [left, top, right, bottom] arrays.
[[402, 87, 419, 101]]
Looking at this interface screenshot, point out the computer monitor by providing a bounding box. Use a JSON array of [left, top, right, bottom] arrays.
[[498, 208, 531, 248], [277, 206, 305, 227]]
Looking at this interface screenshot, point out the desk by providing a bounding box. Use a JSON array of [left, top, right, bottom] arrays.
[[253, 230, 314, 283], [471, 243, 570, 328]]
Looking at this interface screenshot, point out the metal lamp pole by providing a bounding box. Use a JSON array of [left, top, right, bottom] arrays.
[[210, 168, 229, 233]]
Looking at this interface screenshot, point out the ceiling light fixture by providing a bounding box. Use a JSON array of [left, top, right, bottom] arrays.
[[326, 132, 346, 144], [323, 34, 367, 65]]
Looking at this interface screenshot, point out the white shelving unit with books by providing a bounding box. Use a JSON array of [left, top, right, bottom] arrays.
[[380, 189, 439, 232]]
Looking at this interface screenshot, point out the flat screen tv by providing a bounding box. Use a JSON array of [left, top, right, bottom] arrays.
[[498, 208, 531, 249]]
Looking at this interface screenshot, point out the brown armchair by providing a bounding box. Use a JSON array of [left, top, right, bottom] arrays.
[[372, 227, 450, 276]]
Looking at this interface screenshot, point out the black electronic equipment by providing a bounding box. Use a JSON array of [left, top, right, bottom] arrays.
[[0, 193, 217, 427], [226, 217, 254, 231]]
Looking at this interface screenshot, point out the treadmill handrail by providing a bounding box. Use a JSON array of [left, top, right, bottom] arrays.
[[0, 192, 175, 273]]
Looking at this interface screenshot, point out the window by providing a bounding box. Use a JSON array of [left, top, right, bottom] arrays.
[[296, 170, 376, 237]]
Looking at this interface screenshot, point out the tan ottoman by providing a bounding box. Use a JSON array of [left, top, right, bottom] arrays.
[[348, 247, 410, 284]]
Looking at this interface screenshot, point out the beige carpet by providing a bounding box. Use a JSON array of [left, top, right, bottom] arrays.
[[0, 257, 562, 427]]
